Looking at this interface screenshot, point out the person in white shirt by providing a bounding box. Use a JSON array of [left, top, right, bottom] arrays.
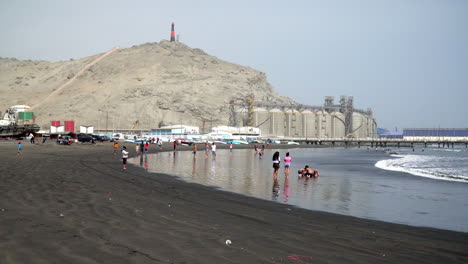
[[122, 146, 129, 170], [211, 143, 216, 157]]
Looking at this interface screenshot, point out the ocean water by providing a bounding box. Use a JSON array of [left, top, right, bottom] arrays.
[[130, 147, 468, 232], [375, 148, 468, 183]]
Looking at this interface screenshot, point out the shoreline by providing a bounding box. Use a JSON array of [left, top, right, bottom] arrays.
[[1, 142, 467, 263]]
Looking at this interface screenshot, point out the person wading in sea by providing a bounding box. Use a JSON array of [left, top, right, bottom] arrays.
[[272, 151, 281, 184]]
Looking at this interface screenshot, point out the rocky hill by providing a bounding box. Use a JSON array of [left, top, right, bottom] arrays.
[[0, 41, 294, 131]]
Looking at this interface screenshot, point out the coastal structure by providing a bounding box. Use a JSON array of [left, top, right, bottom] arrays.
[[232, 96, 377, 138], [170, 23, 176, 42], [403, 128, 468, 141]]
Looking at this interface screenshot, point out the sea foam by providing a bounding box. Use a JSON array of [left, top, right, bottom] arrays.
[[375, 154, 468, 183]]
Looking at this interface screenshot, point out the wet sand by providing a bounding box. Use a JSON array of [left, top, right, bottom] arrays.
[[0, 142, 467, 264]]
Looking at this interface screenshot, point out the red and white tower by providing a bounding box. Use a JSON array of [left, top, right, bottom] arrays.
[[170, 22, 176, 42]]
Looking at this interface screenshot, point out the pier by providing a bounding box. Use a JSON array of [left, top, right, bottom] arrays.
[[280, 137, 468, 148]]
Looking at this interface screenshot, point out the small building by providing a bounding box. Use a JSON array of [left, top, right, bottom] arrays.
[[379, 131, 403, 139], [212, 126, 260, 137], [150, 124, 200, 139]]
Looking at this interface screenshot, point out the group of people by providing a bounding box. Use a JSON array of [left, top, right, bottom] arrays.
[[271, 151, 320, 181], [118, 140, 321, 179], [254, 144, 265, 158]]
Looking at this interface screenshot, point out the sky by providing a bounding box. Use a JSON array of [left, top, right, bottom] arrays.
[[1, 0, 467, 130]]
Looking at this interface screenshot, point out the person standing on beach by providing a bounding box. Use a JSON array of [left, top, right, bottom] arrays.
[[113, 140, 119, 155], [140, 141, 144, 154], [211, 142, 216, 157], [272, 151, 280, 183], [121, 146, 129, 170], [193, 144, 198, 156], [173, 140, 177, 152], [284, 152, 291, 175], [30, 133, 35, 144], [17, 142, 23, 155], [205, 141, 209, 158], [135, 143, 139, 154], [254, 144, 258, 155], [158, 138, 163, 149], [144, 141, 149, 154], [229, 143, 233, 152]]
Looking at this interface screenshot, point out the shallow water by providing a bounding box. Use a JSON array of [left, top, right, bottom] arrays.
[[130, 147, 468, 232]]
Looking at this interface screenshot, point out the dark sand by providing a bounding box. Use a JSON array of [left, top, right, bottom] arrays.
[[0, 142, 467, 264]]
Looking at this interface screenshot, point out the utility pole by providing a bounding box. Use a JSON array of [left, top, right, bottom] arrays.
[[106, 111, 108, 133]]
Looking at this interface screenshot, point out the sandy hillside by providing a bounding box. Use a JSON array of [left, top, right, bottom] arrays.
[[0, 41, 294, 131]]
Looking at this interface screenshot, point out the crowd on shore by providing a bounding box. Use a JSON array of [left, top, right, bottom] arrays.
[[112, 139, 321, 195]]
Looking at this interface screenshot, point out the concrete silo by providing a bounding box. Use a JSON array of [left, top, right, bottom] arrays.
[[302, 110, 316, 138], [270, 108, 285, 137], [254, 107, 271, 136], [352, 112, 366, 138], [284, 109, 303, 137], [316, 110, 332, 138], [331, 112, 346, 138]]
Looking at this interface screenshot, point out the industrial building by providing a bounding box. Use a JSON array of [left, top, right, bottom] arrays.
[[232, 96, 377, 138]]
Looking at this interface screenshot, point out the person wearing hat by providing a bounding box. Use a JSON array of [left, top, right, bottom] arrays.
[[122, 146, 129, 170]]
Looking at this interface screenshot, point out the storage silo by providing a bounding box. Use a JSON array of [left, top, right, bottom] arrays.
[[323, 111, 333, 138], [352, 112, 365, 138], [254, 107, 271, 136], [316, 110, 325, 138], [270, 108, 284, 136], [302, 110, 316, 138], [283, 109, 293, 137], [283, 109, 302, 137], [331, 112, 346, 138], [291, 109, 303, 137]]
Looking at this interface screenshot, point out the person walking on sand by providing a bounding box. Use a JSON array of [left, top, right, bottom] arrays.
[[122, 146, 129, 170], [272, 151, 280, 183], [193, 144, 198, 156], [173, 140, 177, 152], [254, 144, 258, 155], [284, 152, 292, 175], [135, 143, 139, 154], [158, 138, 163, 150], [113, 140, 119, 155], [17, 142, 23, 155]]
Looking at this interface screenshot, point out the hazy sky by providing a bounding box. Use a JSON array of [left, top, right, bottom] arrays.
[[1, 0, 467, 129]]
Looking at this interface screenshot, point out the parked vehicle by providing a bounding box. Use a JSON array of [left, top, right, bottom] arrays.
[[88, 134, 104, 142], [78, 133, 94, 143]]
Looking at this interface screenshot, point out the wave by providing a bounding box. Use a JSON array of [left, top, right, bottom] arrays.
[[375, 154, 468, 183]]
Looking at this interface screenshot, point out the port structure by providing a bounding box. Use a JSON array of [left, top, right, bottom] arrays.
[[230, 95, 376, 138]]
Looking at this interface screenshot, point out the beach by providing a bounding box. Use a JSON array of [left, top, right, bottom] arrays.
[[1, 142, 467, 264]]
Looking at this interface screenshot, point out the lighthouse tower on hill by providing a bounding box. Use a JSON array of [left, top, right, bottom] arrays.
[[170, 23, 176, 42]]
